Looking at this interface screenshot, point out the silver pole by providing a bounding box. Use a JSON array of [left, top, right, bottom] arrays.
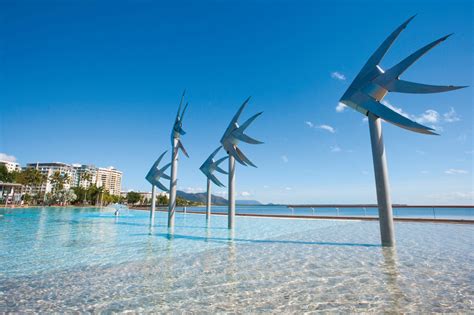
[[206, 178, 211, 223], [168, 139, 179, 229], [228, 155, 235, 229], [368, 113, 395, 247], [150, 185, 156, 223]]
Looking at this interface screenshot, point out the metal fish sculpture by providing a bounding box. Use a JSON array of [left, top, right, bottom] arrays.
[[199, 146, 228, 188], [339, 15, 466, 135], [145, 151, 171, 192], [220, 97, 263, 229], [199, 146, 228, 222], [220, 96, 263, 167], [339, 16, 466, 247]]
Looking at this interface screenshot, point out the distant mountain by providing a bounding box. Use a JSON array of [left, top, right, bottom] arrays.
[[236, 199, 262, 205], [176, 190, 227, 205], [176, 190, 263, 206]]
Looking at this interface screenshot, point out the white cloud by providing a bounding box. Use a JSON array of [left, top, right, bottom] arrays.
[[330, 145, 342, 153], [381, 100, 410, 118], [381, 99, 445, 132], [415, 110, 439, 124], [420, 170, 430, 174], [306, 121, 335, 133], [281, 155, 289, 163], [215, 191, 227, 197], [443, 107, 460, 123], [317, 124, 335, 133], [362, 117, 368, 123], [263, 185, 269, 189], [415, 150, 425, 155], [331, 71, 346, 81], [444, 169, 469, 175], [336, 102, 347, 112], [0, 153, 17, 162], [285, 187, 292, 191], [240, 191, 251, 197]]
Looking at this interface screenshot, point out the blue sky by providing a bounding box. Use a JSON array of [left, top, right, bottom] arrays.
[[1, 0, 472, 204]]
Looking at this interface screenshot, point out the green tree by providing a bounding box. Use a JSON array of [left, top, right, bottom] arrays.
[[16, 168, 47, 193], [80, 171, 93, 204], [0, 165, 14, 182], [127, 191, 141, 205], [157, 194, 169, 205], [49, 171, 70, 194]]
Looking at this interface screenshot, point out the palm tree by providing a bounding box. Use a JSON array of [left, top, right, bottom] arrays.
[[49, 171, 70, 205], [80, 171, 93, 205]]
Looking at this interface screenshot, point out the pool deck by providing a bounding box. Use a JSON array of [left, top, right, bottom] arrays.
[[131, 207, 474, 224]]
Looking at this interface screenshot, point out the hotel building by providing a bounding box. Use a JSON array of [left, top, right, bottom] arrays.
[[24, 162, 122, 196], [96, 167, 122, 196], [25, 162, 76, 194], [0, 160, 21, 173]]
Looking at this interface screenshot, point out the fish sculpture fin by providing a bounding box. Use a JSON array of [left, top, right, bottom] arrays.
[[384, 79, 467, 94], [208, 173, 225, 187], [379, 34, 452, 84], [235, 146, 257, 167], [358, 15, 416, 78], [364, 99, 438, 135]]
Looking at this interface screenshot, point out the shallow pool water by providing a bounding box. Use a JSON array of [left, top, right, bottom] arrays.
[[0, 207, 472, 312]]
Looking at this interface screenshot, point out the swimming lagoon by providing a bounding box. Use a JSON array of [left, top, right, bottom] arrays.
[[1, 207, 472, 312]]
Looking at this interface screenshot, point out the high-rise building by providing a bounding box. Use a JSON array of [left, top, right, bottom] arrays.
[[96, 167, 122, 196]]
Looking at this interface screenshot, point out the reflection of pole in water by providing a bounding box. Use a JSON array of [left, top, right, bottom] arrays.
[[381, 247, 405, 312], [205, 226, 211, 243], [167, 227, 175, 240], [225, 231, 237, 305], [148, 222, 154, 235], [145, 226, 155, 258], [160, 234, 175, 300]]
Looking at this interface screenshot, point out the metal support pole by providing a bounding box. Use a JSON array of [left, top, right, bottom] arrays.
[[228, 155, 235, 229], [206, 178, 211, 223], [368, 113, 395, 247], [168, 139, 179, 229], [150, 185, 156, 223]]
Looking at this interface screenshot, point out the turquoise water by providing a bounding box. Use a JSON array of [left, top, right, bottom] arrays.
[[1, 207, 472, 312], [181, 205, 473, 219]]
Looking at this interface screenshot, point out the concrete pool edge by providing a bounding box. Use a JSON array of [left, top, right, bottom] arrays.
[[131, 207, 474, 224]]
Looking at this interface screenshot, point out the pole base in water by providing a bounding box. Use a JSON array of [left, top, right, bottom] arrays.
[[368, 113, 395, 247]]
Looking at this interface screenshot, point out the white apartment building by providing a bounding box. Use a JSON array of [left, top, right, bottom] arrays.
[[25, 162, 75, 194], [0, 160, 21, 173], [25, 162, 123, 196], [72, 164, 98, 188], [96, 167, 122, 196]]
